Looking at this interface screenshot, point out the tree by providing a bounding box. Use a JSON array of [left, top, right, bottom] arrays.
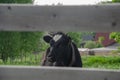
[[67, 32, 82, 47], [112, 0, 120, 2], [67, 32, 95, 47], [0, 0, 34, 62], [19, 32, 44, 53], [0, 31, 20, 62], [0, 0, 34, 3], [18, 32, 44, 62]]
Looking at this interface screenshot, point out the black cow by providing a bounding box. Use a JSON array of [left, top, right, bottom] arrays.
[[41, 32, 82, 67]]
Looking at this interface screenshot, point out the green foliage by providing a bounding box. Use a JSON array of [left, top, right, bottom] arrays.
[[0, 0, 35, 63], [84, 41, 102, 49], [110, 32, 120, 43], [0, 31, 20, 62], [19, 32, 43, 52], [99, 0, 120, 4], [0, 0, 33, 3], [0, 31, 44, 62], [84, 41, 96, 49], [98, 36, 105, 44], [0, 53, 43, 65], [67, 32, 82, 47], [67, 32, 95, 47], [82, 56, 120, 69], [112, 0, 120, 2]]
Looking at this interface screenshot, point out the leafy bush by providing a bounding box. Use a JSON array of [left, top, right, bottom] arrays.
[[84, 41, 102, 49], [67, 32, 95, 47], [67, 32, 82, 47]]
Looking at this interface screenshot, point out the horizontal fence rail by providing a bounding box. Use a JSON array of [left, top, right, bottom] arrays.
[[0, 66, 120, 80], [0, 4, 120, 31]]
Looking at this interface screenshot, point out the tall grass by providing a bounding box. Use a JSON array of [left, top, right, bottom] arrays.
[[0, 53, 43, 66], [0, 54, 120, 69]]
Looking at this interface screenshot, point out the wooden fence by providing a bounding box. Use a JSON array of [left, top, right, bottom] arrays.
[[0, 66, 120, 80], [0, 4, 120, 80], [0, 4, 120, 32]]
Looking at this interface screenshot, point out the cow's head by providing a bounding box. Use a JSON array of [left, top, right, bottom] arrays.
[[43, 32, 72, 66]]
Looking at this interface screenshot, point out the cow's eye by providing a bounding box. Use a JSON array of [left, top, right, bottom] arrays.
[[50, 40, 55, 46]]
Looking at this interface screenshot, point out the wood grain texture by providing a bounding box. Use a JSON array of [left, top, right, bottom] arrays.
[[0, 66, 120, 80], [0, 4, 120, 31]]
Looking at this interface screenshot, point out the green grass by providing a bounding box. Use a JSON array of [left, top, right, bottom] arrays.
[[0, 53, 43, 66], [0, 54, 120, 69], [82, 56, 120, 69]]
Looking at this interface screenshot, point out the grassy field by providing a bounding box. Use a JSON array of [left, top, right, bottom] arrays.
[[0, 53, 43, 66], [82, 56, 120, 69], [0, 54, 120, 69]]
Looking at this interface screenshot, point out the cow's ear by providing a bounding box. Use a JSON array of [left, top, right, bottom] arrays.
[[43, 35, 52, 43]]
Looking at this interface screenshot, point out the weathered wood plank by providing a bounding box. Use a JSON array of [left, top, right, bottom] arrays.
[[0, 4, 120, 31], [0, 66, 120, 80]]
